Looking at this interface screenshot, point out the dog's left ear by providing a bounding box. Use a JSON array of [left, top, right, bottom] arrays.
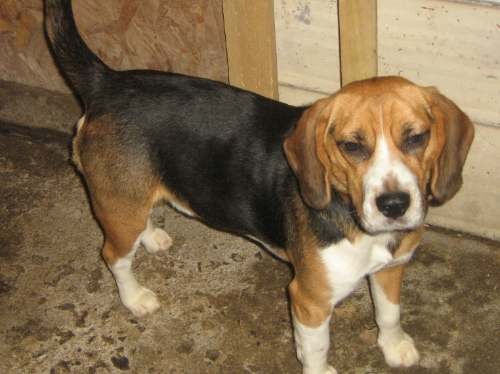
[[283, 98, 332, 210], [425, 87, 474, 206]]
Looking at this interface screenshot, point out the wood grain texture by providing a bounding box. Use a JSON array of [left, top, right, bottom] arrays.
[[275, 0, 340, 102], [338, 0, 378, 86], [223, 0, 278, 99], [444, 0, 500, 6], [275, 0, 500, 126], [427, 124, 500, 240], [379, 0, 500, 127], [0, 0, 228, 93], [278, 84, 327, 106]]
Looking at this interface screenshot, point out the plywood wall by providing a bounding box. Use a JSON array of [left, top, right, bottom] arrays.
[[0, 0, 228, 93]]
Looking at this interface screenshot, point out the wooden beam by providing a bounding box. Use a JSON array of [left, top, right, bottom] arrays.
[[338, 0, 378, 86], [222, 0, 279, 99]]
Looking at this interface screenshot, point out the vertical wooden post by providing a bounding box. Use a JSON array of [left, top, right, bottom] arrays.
[[222, 0, 279, 99], [338, 0, 378, 86]]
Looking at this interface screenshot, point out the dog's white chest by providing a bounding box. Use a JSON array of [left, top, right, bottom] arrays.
[[320, 233, 410, 306]]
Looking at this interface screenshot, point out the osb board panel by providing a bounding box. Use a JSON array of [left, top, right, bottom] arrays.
[[0, 0, 228, 93]]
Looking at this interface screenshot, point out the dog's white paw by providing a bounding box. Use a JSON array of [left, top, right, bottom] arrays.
[[378, 330, 420, 367], [303, 365, 337, 374], [142, 228, 173, 254], [122, 287, 160, 317]]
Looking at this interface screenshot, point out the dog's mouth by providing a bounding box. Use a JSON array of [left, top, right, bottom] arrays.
[[360, 216, 423, 235]]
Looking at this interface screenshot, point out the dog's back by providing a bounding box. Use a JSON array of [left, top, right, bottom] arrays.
[[45, 0, 304, 249]]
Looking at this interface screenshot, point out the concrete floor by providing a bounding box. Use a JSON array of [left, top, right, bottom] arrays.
[[0, 81, 499, 374]]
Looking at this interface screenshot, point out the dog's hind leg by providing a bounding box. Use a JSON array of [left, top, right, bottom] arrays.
[[95, 195, 161, 317], [74, 114, 169, 316], [104, 241, 160, 317], [140, 218, 173, 254]]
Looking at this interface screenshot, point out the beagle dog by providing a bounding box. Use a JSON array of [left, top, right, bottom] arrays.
[[45, 1, 474, 373]]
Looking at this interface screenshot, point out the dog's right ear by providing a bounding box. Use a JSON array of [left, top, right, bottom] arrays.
[[284, 99, 332, 210]]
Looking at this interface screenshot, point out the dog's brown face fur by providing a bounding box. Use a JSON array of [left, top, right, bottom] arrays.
[[284, 77, 474, 234]]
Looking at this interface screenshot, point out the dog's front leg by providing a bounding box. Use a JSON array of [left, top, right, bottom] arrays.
[[289, 278, 336, 374], [369, 265, 420, 367]]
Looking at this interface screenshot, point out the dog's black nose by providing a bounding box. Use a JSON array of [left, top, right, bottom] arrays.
[[376, 192, 410, 219]]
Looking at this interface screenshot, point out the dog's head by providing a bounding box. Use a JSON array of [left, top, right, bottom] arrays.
[[284, 76, 474, 234]]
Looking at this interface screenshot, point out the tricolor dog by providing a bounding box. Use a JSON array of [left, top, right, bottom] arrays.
[[45, 1, 474, 373]]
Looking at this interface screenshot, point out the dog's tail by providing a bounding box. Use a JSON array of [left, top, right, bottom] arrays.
[[45, 0, 110, 106]]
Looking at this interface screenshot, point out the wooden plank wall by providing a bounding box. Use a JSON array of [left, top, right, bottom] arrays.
[[379, 0, 500, 127], [0, 0, 228, 93], [275, 0, 500, 127], [275, 0, 500, 239], [223, 0, 278, 99], [275, 0, 341, 105], [378, 0, 500, 239], [338, 0, 377, 86]]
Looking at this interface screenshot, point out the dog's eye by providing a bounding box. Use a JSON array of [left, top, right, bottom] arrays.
[[403, 131, 429, 152], [338, 141, 369, 160], [342, 142, 362, 152]]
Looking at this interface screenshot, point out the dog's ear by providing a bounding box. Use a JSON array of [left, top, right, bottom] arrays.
[[425, 88, 474, 206], [284, 98, 332, 210]]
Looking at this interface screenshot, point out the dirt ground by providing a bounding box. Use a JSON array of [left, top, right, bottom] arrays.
[[0, 81, 499, 374]]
